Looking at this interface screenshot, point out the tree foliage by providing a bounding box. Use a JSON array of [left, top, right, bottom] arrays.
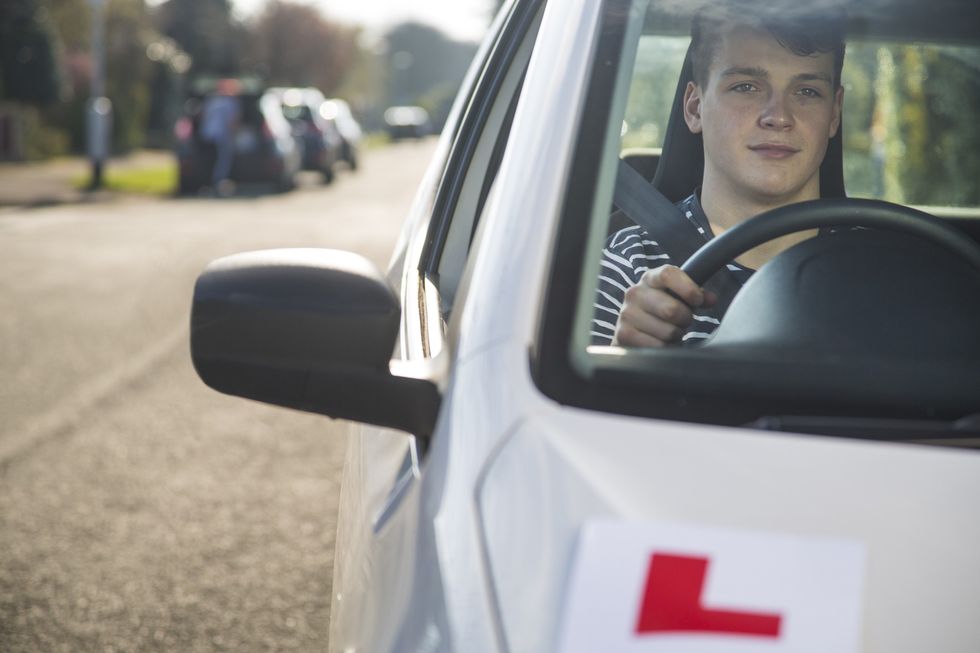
[[384, 22, 477, 128], [0, 0, 62, 105], [842, 43, 980, 206], [153, 0, 245, 77], [39, 0, 173, 153], [8, 0, 485, 158], [247, 0, 358, 94], [103, 0, 157, 151]]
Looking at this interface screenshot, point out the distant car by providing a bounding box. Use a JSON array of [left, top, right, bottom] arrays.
[[174, 80, 301, 194], [383, 105, 431, 140], [269, 87, 344, 184], [321, 98, 363, 171]]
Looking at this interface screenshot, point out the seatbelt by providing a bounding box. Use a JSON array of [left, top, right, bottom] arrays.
[[612, 159, 743, 316], [614, 159, 705, 263]]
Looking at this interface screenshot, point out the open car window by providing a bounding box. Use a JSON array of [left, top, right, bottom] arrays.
[[538, 0, 980, 444]]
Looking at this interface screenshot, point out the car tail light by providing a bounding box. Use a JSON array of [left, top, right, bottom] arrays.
[[174, 117, 193, 141]]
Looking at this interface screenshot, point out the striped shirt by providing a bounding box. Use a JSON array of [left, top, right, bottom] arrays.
[[591, 192, 754, 346]]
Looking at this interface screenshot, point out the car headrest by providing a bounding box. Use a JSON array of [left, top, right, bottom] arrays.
[[652, 45, 846, 203]]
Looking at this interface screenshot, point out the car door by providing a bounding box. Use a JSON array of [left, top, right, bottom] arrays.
[[327, 2, 547, 651]]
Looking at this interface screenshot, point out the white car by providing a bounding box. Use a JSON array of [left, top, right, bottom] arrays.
[[323, 98, 363, 171], [190, 0, 980, 651]]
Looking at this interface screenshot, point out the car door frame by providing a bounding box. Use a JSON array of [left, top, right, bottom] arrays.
[[328, 1, 550, 650]]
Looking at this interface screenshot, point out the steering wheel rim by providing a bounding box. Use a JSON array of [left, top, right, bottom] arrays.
[[680, 198, 980, 286]]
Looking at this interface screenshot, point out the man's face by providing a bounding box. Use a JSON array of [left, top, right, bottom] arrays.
[[684, 25, 843, 205]]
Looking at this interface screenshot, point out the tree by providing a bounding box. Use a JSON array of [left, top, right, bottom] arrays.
[[383, 22, 477, 128], [153, 0, 244, 77], [102, 0, 161, 152], [841, 43, 980, 207], [0, 0, 62, 105], [247, 0, 358, 93]]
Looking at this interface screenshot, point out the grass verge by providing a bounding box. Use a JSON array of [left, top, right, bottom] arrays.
[[73, 163, 178, 196], [361, 132, 391, 150]]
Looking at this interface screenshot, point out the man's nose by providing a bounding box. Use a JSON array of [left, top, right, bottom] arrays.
[[759, 93, 794, 130]]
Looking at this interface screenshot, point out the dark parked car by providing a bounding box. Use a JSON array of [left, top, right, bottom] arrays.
[[174, 79, 301, 194], [269, 87, 344, 184]]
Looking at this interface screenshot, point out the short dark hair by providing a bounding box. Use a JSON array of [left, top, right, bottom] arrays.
[[690, 7, 847, 88]]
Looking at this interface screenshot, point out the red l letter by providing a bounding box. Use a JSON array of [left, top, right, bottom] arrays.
[[635, 553, 782, 638]]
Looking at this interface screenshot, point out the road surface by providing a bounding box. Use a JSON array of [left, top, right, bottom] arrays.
[[0, 139, 437, 652]]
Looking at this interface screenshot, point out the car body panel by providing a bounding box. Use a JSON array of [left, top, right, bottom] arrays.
[[330, 425, 420, 653], [478, 393, 980, 651]]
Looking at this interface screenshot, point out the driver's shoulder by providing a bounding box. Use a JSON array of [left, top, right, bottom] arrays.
[[603, 225, 673, 270]]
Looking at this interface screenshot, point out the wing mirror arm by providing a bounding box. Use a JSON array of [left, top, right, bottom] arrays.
[[190, 248, 441, 439]]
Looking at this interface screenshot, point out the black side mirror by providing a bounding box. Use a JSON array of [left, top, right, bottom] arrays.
[[191, 249, 440, 437]]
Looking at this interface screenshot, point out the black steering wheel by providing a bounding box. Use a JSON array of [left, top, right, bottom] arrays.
[[680, 198, 980, 286]]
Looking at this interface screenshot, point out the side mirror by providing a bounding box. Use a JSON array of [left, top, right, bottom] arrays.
[[190, 249, 440, 437]]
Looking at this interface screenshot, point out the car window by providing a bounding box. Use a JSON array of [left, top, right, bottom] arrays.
[[537, 0, 980, 441], [412, 0, 545, 356]]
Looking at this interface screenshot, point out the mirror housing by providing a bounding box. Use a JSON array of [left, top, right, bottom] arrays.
[[191, 249, 440, 437]]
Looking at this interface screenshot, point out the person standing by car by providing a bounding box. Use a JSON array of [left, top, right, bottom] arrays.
[[592, 8, 845, 347], [199, 78, 242, 196]]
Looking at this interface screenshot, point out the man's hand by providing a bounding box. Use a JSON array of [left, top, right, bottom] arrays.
[[612, 265, 716, 347]]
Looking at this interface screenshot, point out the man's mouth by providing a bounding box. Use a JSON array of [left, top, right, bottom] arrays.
[[749, 143, 800, 159]]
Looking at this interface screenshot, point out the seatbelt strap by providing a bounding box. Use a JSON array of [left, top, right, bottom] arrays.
[[613, 159, 743, 316], [614, 159, 705, 263]]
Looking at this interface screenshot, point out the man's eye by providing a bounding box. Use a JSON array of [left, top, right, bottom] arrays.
[[732, 83, 756, 93], [798, 87, 823, 98]]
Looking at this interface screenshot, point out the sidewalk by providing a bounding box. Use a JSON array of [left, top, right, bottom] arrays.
[[0, 150, 173, 210]]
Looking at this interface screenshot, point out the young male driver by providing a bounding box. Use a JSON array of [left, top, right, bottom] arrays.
[[591, 10, 845, 346]]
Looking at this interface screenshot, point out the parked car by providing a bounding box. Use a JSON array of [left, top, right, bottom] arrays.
[[190, 0, 980, 651], [322, 98, 363, 171], [383, 105, 432, 140], [268, 87, 344, 183], [174, 79, 301, 194]]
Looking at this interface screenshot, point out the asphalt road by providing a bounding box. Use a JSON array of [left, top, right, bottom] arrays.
[[0, 139, 438, 652]]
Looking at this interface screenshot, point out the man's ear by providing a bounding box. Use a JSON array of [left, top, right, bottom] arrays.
[[683, 81, 703, 134], [829, 86, 844, 138]]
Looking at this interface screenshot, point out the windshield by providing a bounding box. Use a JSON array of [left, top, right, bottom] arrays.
[[547, 0, 980, 440]]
